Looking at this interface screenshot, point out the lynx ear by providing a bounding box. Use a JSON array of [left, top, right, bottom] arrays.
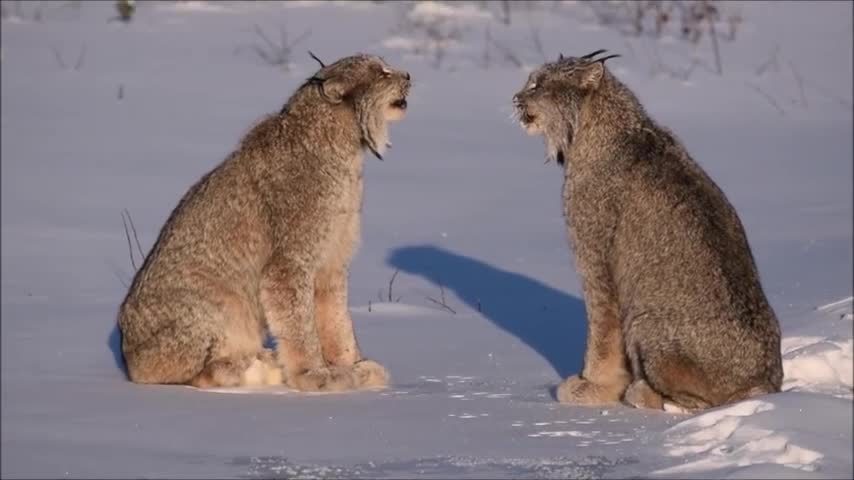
[[318, 75, 350, 104], [577, 61, 604, 90]]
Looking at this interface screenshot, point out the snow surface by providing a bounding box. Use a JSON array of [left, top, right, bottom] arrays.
[[1, 1, 851, 478]]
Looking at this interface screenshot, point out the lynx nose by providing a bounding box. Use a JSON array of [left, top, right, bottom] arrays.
[[404, 71, 411, 81]]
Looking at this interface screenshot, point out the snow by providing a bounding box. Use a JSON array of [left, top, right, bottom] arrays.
[[407, 1, 493, 22], [1, 1, 851, 478], [157, 1, 234, 14]]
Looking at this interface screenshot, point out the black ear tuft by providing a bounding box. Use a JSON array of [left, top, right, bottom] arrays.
[[559, 53, 565, 61], [581, 49, 608, 59], [597, 54, 621, 64], [556, 150, 565, 166], [308, 50, 326, 69]]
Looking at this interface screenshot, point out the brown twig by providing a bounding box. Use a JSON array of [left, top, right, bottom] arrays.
[[241, 23, 311, 71], [123, 208, 144, 261], [51, 46, 67, 70], [745, 82, 786, 116], [121, 210, 137, 271], [528, 18, 547, 62], [500, 0, 511, 25], [51, 44, 87, 71], [388, 268, 399, 303], [482, 24, 492, 69], [426, 280, 456, 314], [378, 269, 402, 303], [755, 45, 780, 76], [703, 0, 722, 75], [490, 36, 523, 69], [788, 60, 808, 108], [73, 44, 87, 71], [803, 79, 853, 110]]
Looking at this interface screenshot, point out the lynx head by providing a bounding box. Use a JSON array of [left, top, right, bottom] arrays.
[[512, 49, 619, 164], [306, 53, 411, 159]]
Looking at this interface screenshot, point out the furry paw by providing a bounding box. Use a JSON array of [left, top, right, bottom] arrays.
[[622, 379, 664, 410], [289, 366, 356, 392], [556, 374, 626, 405], [351, 359, 389, 389]]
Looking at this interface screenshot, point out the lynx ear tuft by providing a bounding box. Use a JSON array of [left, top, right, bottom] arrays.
[[308, 51, 326, 69]]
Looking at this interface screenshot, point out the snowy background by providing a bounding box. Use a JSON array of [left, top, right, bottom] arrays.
[[1, 1, 851, 478]]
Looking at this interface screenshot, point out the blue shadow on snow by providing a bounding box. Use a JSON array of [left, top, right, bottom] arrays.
[[387, 245, 586, 378], [108, 322, 127, 376], [107, 322, 128, 375]]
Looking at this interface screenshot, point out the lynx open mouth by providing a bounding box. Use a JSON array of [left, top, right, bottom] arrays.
[[521, 111, 536, 125], [391, 98, 408, 110]]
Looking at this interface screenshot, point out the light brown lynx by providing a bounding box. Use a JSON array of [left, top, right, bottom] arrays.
[[118, 54, 411, 391]]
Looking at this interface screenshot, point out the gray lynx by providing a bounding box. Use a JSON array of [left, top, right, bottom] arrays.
[[512, 50, 783, 411], [118, 54, 411, 391]]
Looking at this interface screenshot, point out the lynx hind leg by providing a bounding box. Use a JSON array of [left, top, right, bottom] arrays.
[[639, 352, 716, 412], [123, 325, 211, 385], [121, 305, 214, 386], [556, 374, 628, 405], [622, 379, 664, 410]]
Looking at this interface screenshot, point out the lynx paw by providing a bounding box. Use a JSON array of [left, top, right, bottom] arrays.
[[351, 359, 389, 389], [246, 349, 283, 386], [556, 374, 626, 405], [623, 379, 664, 410], [289, 366, 356, 392]]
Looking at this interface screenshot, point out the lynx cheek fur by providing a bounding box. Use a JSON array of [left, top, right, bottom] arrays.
[[512, 50, 782, 411], [118, 54, 411, 391]]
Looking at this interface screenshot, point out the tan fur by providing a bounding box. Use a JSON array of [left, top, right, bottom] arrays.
[[623, 379, 664, 410], [118, 54, 410, 391], [513, 50, 783, 411]]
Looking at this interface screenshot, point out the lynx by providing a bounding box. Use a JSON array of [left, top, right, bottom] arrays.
[[512, 50, 782, 411], [118, 54, 411, 391]]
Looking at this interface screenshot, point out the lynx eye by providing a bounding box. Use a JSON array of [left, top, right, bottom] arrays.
[[381, 67, 392, 77], [528, 82, 538, 91]]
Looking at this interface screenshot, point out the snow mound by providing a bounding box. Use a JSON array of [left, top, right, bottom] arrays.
[[654, 400, 823, 477], [651, 298, 854, 479], [782, 297, 853, 399], [783, 338, 853, 398]]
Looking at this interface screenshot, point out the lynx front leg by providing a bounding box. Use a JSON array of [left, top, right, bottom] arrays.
[[557, 271, 630, 405], [315, 266, 389, 388], [260, 262, 355, 392], [315, 266, 360, 366]]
